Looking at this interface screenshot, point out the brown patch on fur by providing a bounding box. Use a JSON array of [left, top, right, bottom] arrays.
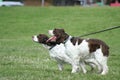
[[37, 34, 57, 46], [87, 39, 109, 56], [70, 37, 83, 45], [53, 28, 69, 44], [37, 34, 49, 43], [52, 28, 109, 56]]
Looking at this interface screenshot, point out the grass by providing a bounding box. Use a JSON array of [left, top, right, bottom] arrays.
[[0, 6, 120, 80]]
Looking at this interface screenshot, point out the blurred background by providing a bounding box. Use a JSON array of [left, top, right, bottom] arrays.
[[0, 0, 120, 7]]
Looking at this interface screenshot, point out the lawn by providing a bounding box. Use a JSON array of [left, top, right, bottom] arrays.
[[0, 6, 120, 80]]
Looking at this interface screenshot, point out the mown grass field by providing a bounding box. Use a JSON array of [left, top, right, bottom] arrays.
[[0, 6, 120, 80]]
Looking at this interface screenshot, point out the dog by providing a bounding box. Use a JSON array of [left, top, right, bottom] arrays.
[[48, 28, 109, 75], [32, 34, 74, 71], [32, 34, 96, 73]]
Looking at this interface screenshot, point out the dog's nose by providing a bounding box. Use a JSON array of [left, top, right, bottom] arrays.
[[32, 36, 34, 39]]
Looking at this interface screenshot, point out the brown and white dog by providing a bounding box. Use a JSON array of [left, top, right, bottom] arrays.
[[32, 34, 95, 73], [48, 28, 109, 75], [32, 34, 75, 71]]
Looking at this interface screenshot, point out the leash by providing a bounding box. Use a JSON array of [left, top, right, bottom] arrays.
[[79, 26, 120, 37]]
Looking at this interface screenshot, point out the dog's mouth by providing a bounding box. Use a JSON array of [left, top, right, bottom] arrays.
[[47, 36, 57, 42]]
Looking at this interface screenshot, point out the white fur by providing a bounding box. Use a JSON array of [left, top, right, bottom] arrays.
[[48, 30, 109, 75], [32, 35, 39, 42], [48, 30, 54, 36], [49, 43, 72, 64], [33, 35, 73, 71], [64, 36, 108, 75], [33, 34, 109, 75]]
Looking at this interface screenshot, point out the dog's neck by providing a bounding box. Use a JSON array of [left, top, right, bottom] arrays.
[[42, 43, 56, 50], [63, 36, 72, 44], [56, 33, 69, 44]]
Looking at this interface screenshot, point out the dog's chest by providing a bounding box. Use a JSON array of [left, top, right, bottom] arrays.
[[49, 44, 69, 61], [65, 40, 90, 58]]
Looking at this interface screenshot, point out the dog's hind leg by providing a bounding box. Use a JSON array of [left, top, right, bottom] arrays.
[[100, 56, 108, 75], [85, 58, 102, 73], [94, 49, 109, 75], [87, 63, 96, 71]]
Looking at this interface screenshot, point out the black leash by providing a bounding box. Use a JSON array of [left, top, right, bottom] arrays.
[[79, 26, 120, 37]]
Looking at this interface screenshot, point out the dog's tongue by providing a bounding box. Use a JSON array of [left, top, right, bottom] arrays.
[[47, 36, 57, 42]]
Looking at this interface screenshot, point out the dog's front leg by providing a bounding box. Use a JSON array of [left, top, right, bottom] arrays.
[[58, 63, 63, 71], [71, 59, 80, 73], [79, 61, 87, 74], [71, 65, 80, 73], [56, 60, 63, 71]]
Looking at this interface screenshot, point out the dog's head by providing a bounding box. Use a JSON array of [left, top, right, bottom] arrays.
[[48, 28, 69, 44], [32, 34, 49, 44], [32, 34, 57, 47]]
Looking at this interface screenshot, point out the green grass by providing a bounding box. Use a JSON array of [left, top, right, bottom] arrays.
[[0, 6, 120, 80]]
